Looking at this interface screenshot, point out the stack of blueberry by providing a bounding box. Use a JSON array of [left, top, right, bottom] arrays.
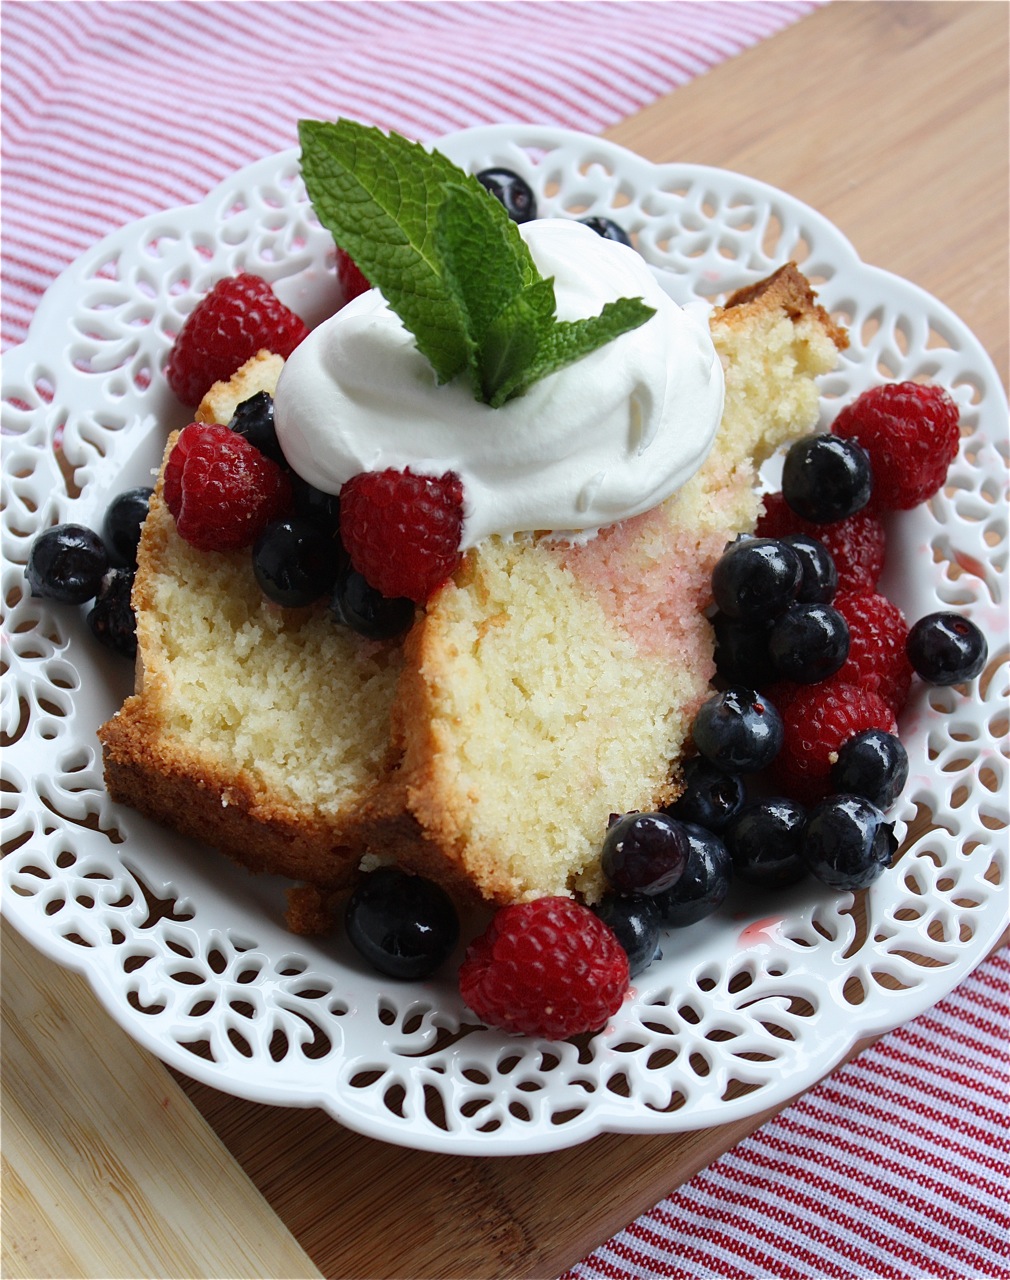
[[24, 488, 153, 657], [590, 424, 988, 980], [24, 391, 423, 654]]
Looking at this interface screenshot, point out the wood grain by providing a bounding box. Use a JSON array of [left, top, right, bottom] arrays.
[[1, 922, 321, 1280], [3, 4, 1007, 1279], [610, 0, 1008, 379]]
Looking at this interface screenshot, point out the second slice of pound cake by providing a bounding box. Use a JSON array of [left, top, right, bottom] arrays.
[[357, 264, 848, 905]]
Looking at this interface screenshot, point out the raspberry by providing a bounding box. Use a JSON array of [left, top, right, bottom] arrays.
[[339, 468, 464, 604], [832, 382, 961, 512], [833, 590, 913, 715], [771, 681, 897, 803], [756, 491, 885, 592], [459, 897, 630, 1040], [336, 247, 371, 303], [165, 273, 309, 406], [164, 423, 292, 552]]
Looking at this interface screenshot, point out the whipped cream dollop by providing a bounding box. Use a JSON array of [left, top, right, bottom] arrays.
[[273, 218, 724, 548]]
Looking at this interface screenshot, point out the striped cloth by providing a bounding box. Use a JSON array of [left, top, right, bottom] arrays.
[[2, 0, 811, 351], [564, 951, 1009, 1280], [2, 4, 1006, 1278]]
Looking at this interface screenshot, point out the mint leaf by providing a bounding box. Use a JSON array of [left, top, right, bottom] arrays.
[[435, 183, 550, 399], [435, 181, 538, 337], [299, 118, 658, 408], [298, 119, 477, 383], [479, 280, 557, 405], [487, 297, 657, 408]]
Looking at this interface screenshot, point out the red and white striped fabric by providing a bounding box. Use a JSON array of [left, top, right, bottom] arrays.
[[3, 4, 1006, 1277], [2, 0, 812, 351], [564, 951, 1009, 1280]]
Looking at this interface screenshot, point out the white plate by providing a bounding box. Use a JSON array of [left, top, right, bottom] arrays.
[[2, 125, 1007, 1155]]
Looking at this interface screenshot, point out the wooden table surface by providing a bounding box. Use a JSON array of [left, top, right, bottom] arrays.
[[3, 4, 1008, 1278]]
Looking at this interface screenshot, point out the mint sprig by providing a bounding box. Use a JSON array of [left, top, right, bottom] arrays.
[[298, 119, 656, 407]]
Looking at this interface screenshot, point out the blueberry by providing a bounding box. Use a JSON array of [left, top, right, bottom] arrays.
[[228, 391, 285, 464], [289, 474, 341, 530], [86, 568, 137, 658], [767, 602, 850, 684], [593, 893, 661, 976], [692, 686, 783, 774], [781, 533, 838, 603], [653, 823, 732, 927], [802, 795, 897, 890], [711, 537, 803, 621], [475, 167, 537, 223], [580, 216, 632, 246], [602, 811, 689, 895], [906, 612, 988, 685], [725, 798, 808, 889], [666, 755, 746, 833], [830, 729, 909, 808], [329, 561, 415, 639], [26, 523, 109, 604], [345, 866, 459, 980], [782, 434, 872, 523], [103, 487, 153, 567], [712, 612, 776, 688], [253, 516, 339, 607]]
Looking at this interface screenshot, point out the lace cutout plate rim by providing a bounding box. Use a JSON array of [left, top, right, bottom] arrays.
[[2, 125, 1007, 1155]]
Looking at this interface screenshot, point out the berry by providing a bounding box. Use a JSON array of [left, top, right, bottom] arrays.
[[832, 382, 960, 512], [724, 798, 808, 889], [592, 894, 661, 977], [781, 434, 872, 523], [163, 422, 292, 553], [336, 246, 371, 303], [712, 612, 776, 688], [103, 487, 153, 567], [711, 536, 802, 620], [26, 523, 109, 604], [830, 729, 909, 809], [767, 602, 850, 684], [289, 475, 341, 530], [773, 681, 897, 801], [580, 216, 632, 246], [458, 897, 629, 1039], [475, 167, 537, 223], [86, 568, 137, 658], [802, 795, 897, 890], [339, 468, 464, 604], [833, 591, 913, 714], [781, 534, 838, 603], [165, 273, 309, 407], [757, 492, 885, 593], [601, 811, 689, 895], [345, 866, 459, 980], [906, 612, 988, 685], [653, 823, 732, 927], [252, 516, 339, 607], [666, 755, 746, 833], [692, 686, 783, 774], [228, 391, 284, 465], [329, 561, 415, 640]]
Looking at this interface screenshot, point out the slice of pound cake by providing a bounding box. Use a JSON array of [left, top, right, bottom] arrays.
[[357, 264, 847, 904], [99, 263, 845, 924], [98, 356, 406, 915]]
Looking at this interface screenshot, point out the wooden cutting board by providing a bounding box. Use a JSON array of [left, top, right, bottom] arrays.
[[3, 4, 1007, 1278]]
